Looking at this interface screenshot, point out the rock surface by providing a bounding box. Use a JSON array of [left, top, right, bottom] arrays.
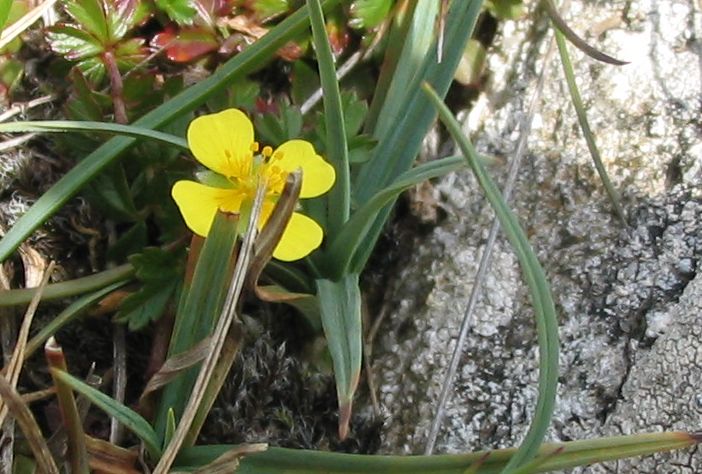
[[373, 0, 702, 471]]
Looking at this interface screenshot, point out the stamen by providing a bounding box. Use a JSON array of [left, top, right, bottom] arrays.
[[224, 149, 232, 159], [262, 146, 273, 158], [272, 150, 284, 161], [250, 142, 260, 152]]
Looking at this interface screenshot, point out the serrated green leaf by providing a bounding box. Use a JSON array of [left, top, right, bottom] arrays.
[[129, 247, 184, 281], [64, 0, 109, 43], [84, 164, 139, 222], [47, 25, 104, 60], [349, 0, 393, 30], [115, 37, 147, 70], [77, 56, 106, 83], [116, 280, 179, 330], [108, 0, 152, 40], [155, 0, 196, 24]]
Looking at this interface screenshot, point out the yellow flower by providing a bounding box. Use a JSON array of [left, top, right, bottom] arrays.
[[172, 109, 336, 261]]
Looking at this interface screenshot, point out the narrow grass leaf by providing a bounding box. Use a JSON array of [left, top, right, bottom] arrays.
[[155, 213, 239, 442], [0, 263, 134, 307], [329, 155, 464, 277], [0, 120, 189, 149], [423, 83, 559, 473], [555, 31, 626, 223], [50, 369, 161, 459], [306, 0, 350, 235], [175, 431, 699, 473], [0, 0, 341, 263], [544, 0, 627, 65], [316, 273, 362, 440], [349, 0, 483, 274], [367, 0, 439, 141]]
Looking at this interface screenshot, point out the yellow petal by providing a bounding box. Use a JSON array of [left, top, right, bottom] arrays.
[[272, 212, 324, 261], [171, 180, 243, 236], [187, 109, 255, 178], [272, 140, 336, 198]]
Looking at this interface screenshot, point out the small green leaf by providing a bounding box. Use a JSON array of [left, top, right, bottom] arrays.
[[114, 37, 147, 70], [47, 25, 104, 60], [349, 0, 393, 30], [116, 280, 179, 330], [84, 164, 139, 222], [155, 0, 196, 24], [64, 0, 109, 43], [117, 247, 184, 331]]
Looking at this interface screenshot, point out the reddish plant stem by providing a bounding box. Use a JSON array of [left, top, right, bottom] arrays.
[[103, 50, 128, 125]]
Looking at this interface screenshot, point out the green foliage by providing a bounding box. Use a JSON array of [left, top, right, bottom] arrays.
[[349, 0, 394, 30], [485, 0, 524, 20], [47, 0, 150, 83], [0, 0, 12, 31], [155, 0, 196, 24], [250, 0, 290, 21], [115, 247, 184, 330]]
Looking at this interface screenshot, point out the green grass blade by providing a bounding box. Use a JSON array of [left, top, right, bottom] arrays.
[[175, 431, 700, 473], [155, 213, 239, 443], [329, 155, 464, 277], [24, 281, 127, 359], [354, 0, 482, 204], [50, 369, 161, 459], [0, 121, 189, 149], [423, 83, 559, 473], [349, 0, 483, 273], [315, 273, 362, 440], [306, 0, 350, 236], [555, 30, 626, 223], [366, 0, 439, 140], [0, 0, 341, 263], [0, 263, 134, 307]]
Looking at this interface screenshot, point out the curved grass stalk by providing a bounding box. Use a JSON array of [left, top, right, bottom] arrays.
[[0, 263, 134, 307], [422, 84, 559, 473], [0, 121, 189, 149], [174, 431, 700, 473], [555, 30, 626, 223]]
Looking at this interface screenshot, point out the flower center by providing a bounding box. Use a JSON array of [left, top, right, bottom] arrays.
[[223, 143, 288, 201]]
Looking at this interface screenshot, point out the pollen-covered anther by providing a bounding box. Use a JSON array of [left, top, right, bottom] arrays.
[[262, 146, 273, 158], [250, 141, 260, 152]]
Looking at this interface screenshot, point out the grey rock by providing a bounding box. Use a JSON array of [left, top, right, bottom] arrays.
[[373, 0, 702, 471]]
